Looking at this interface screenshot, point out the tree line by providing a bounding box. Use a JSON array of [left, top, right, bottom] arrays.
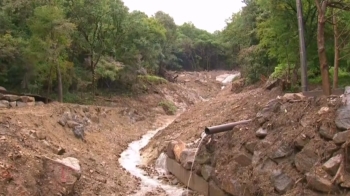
[[1, 0, 350, 101]]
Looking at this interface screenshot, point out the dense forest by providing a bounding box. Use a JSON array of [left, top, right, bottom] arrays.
[[1, 0, 350, 101]]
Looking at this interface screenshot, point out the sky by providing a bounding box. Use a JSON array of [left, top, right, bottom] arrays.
[[122, 0, 245, 33]]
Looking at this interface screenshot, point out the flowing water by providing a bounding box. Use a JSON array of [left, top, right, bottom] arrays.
[[119, 116, 185, 196], [186, 133, 208, 196]]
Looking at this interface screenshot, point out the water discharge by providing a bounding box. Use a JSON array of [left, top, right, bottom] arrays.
[[119, 116, 185, 196]]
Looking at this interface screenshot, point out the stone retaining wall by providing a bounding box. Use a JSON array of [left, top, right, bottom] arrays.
[[0, 93, 44, 108]]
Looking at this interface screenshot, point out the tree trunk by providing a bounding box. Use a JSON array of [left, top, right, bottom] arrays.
[[56, 63, 63, 102], [333, 8, 339, 89], [315, 0, 331, 95]]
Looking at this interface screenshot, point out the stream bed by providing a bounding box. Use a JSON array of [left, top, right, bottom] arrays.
[[119, 116, 185, 196]]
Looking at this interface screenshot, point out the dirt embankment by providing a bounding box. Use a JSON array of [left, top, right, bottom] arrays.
[[0, 71, 226, 196], [145, 79, 350, 195]]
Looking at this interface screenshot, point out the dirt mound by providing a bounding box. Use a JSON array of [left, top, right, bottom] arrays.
[[143, 81, 350, 195]]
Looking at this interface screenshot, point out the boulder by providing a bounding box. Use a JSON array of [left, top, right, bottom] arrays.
[[271, 144, 293, 159], [36, 101, 45, 106], [16, 101, 27, 107], [9, 101, 16, 107], [335, 106, 350, 130], [221, 177, 251, 196], [166, 140, 178, 159], [318, 125, 336, 140], [179, 148, 196, 170], [0, 100, 9, 108], [294, 134, 310, 149], [333, 130, 350, 144], [201, 165, 213, 181], [306, 173, 336, 193], [0, 86, 6, 91], [41, 156, 81, 195], [233, 152, 252, 167], [3, 94, 20, 102], [322, 154, 342, 176], [58, 111, 72, 126], [256, 99, 281, 123], [294, 142, 318, 173], [173, 140, 186, 162], [19, 96, 35, 103], [244, 141, 258, 154], [270, 170, 294, 194]]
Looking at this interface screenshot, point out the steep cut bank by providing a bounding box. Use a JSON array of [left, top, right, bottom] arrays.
[[144, 82, 350, 195]]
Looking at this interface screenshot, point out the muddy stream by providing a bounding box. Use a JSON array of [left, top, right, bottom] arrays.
[[119, 73, 239, 196]]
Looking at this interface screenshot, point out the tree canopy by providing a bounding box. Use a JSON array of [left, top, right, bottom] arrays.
[[1, 0, 350, 100]]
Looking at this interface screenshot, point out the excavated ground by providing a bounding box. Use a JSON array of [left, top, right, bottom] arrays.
[[0, 71, 227, 196], [143, 79, 350, 195]]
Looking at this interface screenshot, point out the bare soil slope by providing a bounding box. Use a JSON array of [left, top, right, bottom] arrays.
[[0, 71, 226, 196]]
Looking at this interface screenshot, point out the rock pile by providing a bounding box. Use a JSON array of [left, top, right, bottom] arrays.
[[0, 93, 43, 108], [167, 87, 350, 195], [57, 106, 105, 141]]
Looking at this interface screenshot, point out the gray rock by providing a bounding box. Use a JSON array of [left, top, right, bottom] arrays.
[[3, 94, 19, 102], [73, 125, 85, 142], [319, 125, 336, 140], [333, 130, 350, 144], [256, 99, 281, 124], [16, 101, 27, 107], [58, 111, 72, 126], [335, 106, 350, 130], [0, 100, 9, 108], [306, 173, 336, 193], [244, 141, 257, 154], [9, 101, 16, 107], [201, 165, 213, 181], [271, 144, 293, 159], [179, 148, 196, 170], [255, 128, 267, 138], [195, 150, 211, 165], [322, 154, 342, 176], [294, 143, 318, 173], [67, 120, 80, 128], [270, 170, 294, 194]]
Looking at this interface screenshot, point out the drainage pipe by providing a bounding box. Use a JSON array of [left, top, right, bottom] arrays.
[[204, 119, 253, 135]]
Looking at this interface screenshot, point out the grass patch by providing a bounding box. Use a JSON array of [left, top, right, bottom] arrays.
[[309, 67, 350, 88], [158, 100, 177, 115], [138, 75, 168, 85]]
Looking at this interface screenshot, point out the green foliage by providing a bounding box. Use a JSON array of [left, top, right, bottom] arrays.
[[158, 100, 177, 115], [137, 75, 168, 85]]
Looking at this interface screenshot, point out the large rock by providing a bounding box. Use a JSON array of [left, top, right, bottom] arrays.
[[58, 111, 72, 126], [233, 152, 252, 167], [294, 142, 318, 173], [16, 101, 27, 107], [270, 170, 294, 194], [166, 140, 178, 159], [318, 125, 336, 140], [201, 165, 213, 181], [335, 106, 350, 130], [67, 120, 80, 128], [173, 140, 186, 162], [221, 177, 251, 196], [255, 128, 267, 139], [3, 94, 20, 102], [306, 173, 336, 193], [19, 96, 35, 103], [256, 99, 281, 124], [271, 144, 293, 159], [41, 156, 81, 195], [333, 130, 350, 144], [179, 148, 196, 170], [0, 100, 9, 108], [322, 154, 342, 176], [0, 86, 6, 91]]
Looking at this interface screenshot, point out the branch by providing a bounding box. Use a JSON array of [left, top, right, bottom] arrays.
[[327, 1, 350, 11]]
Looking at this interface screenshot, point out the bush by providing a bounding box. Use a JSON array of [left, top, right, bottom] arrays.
[[158, 100, 177, 115], [138, 75, 168, 85]]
